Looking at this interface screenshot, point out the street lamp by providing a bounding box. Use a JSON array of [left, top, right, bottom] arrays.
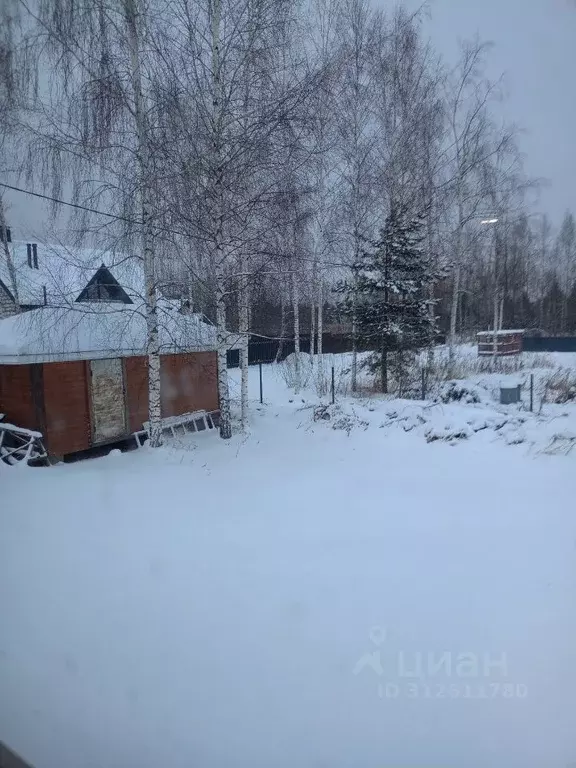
[[478, 212, 545, 363], [479, 216, 500, 362]]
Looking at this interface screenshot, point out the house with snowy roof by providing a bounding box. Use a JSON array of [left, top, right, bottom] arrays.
[[0, 234, 238, 459], [0, 233, 147, 315]]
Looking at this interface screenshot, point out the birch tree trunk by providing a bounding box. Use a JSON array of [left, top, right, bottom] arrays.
[[351, 292, 358, 393], [310, 292, 316, 357], [216, 261, 232, 438], [292, 269, 300, 393], [211, 0, 232, 439], [448, 261, 460, 364], [492, 292, 499, 363], [448, 185, 465, 368], [317, 279, 324, 354], [426, 206, 435, 373], [239, 251, 249, 430], [317, 275, 324, 393], [125, 0, 162, 447], [276, 276, 286, 363]]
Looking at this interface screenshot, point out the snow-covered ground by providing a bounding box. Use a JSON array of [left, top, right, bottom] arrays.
[[1, 351, 576, 768]]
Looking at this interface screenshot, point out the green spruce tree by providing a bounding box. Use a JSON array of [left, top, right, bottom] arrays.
[[337, 204, 438, 393]]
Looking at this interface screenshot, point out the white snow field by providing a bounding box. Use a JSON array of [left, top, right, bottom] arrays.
[[1, 354, 576, 768]]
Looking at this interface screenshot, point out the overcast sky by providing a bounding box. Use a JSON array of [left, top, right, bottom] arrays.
[[409, 0, 576, 223], [3, 0, 576, 238]]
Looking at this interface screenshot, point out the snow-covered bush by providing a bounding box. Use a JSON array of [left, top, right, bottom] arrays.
[[425, 423, 473, 442], [332, 408, 369, 434], [436, 380, 484, 404], [280, 352, 313, 389], [312, 403, 368, 434]]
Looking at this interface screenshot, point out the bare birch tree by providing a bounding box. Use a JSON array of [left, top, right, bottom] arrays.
[[333, 0, 380, 392], [442, 38, 515, 364], [7, 0, 170, 445], [152, 0, 320, 433]]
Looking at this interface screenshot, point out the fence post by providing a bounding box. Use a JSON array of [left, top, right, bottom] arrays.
[[421, 367, 426, 400], [259, 362, 263, 404], [530, 373, 534, 412], [331, 366, 335, 404]]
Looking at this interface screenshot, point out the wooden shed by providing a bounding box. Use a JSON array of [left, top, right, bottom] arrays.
[[0, 302, 224, 458], [0, 352, 218, 458], [477, 329, 524, 357]]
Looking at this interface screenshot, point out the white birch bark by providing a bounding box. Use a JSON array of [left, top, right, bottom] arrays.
[[351, 251, 359, 393], [211, 0, 232, 439], [216, 261, 232, 438], [317, 274, 325, 393], [425, 197, 435, 373], [448, 186, 464, 367], [292, 269, 300, 393], [310, 284, 316, 357], [276, 272, 286, 363], [448, 260, 460, 364], [124, 0, 162, 447], [492, 293, 499, 362], [351, 305, 358, 393], [239, 250, 249, 430]]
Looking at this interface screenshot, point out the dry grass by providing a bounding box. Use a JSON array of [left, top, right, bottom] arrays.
[[351, 348, 576, 402], [541, 369, 576, 405]]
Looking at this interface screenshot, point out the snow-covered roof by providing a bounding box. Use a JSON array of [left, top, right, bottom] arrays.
[[0, 301, 235, 363], [0, 241, 144, 306], [477, 329, 525, 337]]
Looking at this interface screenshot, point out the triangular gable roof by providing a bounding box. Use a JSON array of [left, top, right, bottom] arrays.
[[0, 242, 145, 307], [76, 264, 134, 304]]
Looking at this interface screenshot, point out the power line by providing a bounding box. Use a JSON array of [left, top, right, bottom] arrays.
[[0, 181, 139, 225], [0, 181, 224, 294], [0, 179, 354, 273]]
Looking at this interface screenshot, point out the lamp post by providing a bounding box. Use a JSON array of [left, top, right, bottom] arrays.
[[480, 217, 500, 363], [479, 211, 545, 363]]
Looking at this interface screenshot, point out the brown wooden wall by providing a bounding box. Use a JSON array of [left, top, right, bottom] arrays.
[[161, 352, 219, 419], [42, 361, 91, 456], [124, 352, 219, 432], [0, 365, 36, 429], [0, 351, 219, 457]]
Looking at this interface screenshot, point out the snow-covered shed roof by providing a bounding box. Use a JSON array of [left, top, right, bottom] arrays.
[[477, 329, 525, 337], [0, 241, 144, 307], [0, 301, 232, 363]]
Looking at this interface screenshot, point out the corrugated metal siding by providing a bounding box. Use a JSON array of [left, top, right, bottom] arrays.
[[42, 361, 91, 455], [0, 364, 36, 429], [523, 336, 576, 352], [161, 352, 218, 417]]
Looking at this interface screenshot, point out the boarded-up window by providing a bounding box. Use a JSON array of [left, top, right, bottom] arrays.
[[90, 358, 126, 443]]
